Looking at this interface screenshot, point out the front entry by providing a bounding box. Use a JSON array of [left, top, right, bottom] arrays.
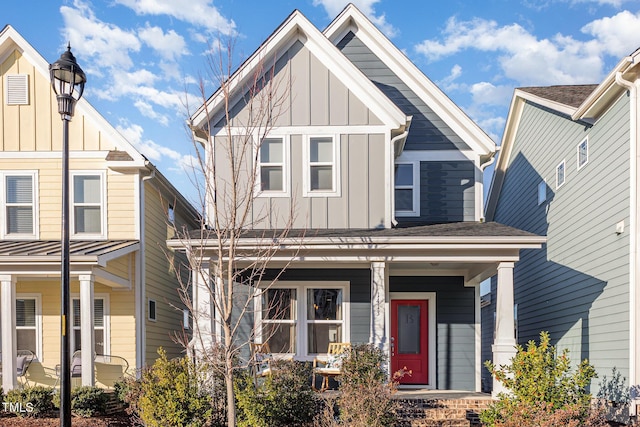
[[391, 299, 429, 384]]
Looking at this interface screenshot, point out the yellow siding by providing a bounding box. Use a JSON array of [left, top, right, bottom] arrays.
[[107, 171, 137, 238], [144, 183, 188, 362]]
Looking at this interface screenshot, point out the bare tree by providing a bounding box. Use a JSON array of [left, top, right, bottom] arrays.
[[170, 37, 301, 427]]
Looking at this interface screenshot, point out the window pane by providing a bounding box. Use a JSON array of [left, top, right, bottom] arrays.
[[307, 289, 342, 320], [307, 324, 342, 354], [262, 323, 295, 353], [261, 138, 282, 163], [7, 206, 33, 234], [74, 329, 82, 352], [398, 305, 420, 354], [74, 175, 101, 204], [75, 206, 101, 233], [17, 330, 36, 354], [73, 299, 81, 327], [263, 289, 296, 320], [16, 299, 36, 327], [6, 176, 32, 203], [94, 299, 104, 327], [310, 166, 333, 191], [310, 138, 333, 162], [394, 164, 413, 186], [395, 189, 413, 211], [261, 166, 283, 191], [95, 330, 104, 355]]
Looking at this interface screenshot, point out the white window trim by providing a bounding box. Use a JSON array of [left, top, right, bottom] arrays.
[[148, 299, 157, 322], [255, 135, 291, 198], [255, 281, 350, 361], [0, 171, 38, 239], [303, 135, 341, 197], [556, 160, 566, 189], [71, 171, 107, 239], [537, 180, 547, 206], [577, 137, 589, 170], [15, 293, 42, 360], [394, 161, 420, 217], [70, 293, 110, 356]]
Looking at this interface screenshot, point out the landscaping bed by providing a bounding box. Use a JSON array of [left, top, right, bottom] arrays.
[[0, 411, 136, 426]]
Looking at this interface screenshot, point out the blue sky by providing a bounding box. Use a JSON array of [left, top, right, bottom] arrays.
[[4, 0, 640, 204]]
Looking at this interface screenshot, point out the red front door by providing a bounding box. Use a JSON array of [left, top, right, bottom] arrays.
[[391, 299, 429, 384]]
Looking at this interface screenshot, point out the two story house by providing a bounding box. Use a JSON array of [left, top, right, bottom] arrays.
[[0, 25, 198, 391], [177, 4, 544, 393], [485, 47, 640, 405]]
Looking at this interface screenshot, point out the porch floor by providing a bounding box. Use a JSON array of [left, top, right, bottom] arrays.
[[392, 389, 492, 400]]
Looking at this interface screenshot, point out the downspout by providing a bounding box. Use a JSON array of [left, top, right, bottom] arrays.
[[136, 168, 155, 374], [390, 129, 410, 227], [479, 148, 499, 222], [615, 70, 638, 413]]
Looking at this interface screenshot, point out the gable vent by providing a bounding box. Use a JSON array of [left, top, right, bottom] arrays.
[[6, 74, 29, 105]]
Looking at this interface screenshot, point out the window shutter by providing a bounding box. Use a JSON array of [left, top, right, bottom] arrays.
[[6, 74, 29, 105]]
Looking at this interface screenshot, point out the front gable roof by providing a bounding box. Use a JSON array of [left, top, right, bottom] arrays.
[[324, 4, 495, 157], [189, 10, 409, 135], [0, 24, 146, 165]]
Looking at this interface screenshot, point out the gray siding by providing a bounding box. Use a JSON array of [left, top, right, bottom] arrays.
[[390, 276, 476, 391], [337, 31, 469, 151], [397, 160, 476, 225], [491, 94, 631, 387]]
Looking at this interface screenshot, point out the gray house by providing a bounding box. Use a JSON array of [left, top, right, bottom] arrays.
[[485, 48, 640, 405], [176, 4, 543, 393]]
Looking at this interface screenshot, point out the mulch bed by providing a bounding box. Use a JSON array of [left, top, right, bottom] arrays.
[[0, 411, 137, 426]]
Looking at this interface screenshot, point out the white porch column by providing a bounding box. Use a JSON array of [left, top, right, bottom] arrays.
[[370, 262, 388, 351], [492, 262, 517, 397], [192, 262, 215, 357], [79, 275, 95, 386], [1, 275, 17, 391]]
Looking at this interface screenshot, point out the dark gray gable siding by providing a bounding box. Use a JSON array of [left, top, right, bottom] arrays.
[[260, 268, 371, 344], [336, 32, 470, 151], [490, 94, 631, 387], [396, 160, 476, 225], [390, 276, 475, 391]]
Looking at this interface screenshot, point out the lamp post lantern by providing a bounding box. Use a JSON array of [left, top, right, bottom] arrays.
[[50, 44, 86, 427]]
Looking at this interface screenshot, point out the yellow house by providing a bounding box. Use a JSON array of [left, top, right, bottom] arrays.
[[0, 25, 198, 391]]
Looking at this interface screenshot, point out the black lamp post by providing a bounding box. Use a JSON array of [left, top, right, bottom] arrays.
[[49, 44, 86, 427]]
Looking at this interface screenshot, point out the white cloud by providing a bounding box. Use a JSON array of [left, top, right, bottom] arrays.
[[470, 82, 514, 107], [134, 100, 169, 125], [138, 24, 188, 61], [114, 0, 236, 35], [313, 0, 397, 37], [412, 14, 636, 86], [60, 0, 140, 71], [581, 10, 640, 57]]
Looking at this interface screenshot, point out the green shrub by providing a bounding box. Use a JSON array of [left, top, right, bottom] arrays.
[[335, 344, 398, 427], [235, 359, 317, 427], [481, 331, 598, 427], [4, 386, 54, 418], [53, 386, 108, 417], [132, 348, 218, 427]]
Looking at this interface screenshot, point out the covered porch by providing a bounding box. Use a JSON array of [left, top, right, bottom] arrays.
[[176, 221, 544, 396], [0, 240, 139, 391]]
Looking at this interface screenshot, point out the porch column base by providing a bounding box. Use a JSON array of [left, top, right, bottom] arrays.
[[491, 342, 517, 397]]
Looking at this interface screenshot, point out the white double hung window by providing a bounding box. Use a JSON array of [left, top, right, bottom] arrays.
[[577, 138, 588, 170], [2, 172, 37, 238], [72, 172, 105, 237], [72, 296, 108, 355], [257, 137, 288, 195], [258, 282, 349, 358], [556, 160, 566, 189], [304, 136, 340, 197], [394, 162, 419, 216], [16, 296, 39, 355]]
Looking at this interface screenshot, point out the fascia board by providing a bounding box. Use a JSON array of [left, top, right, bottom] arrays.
[[484, 93, 525, 221], [573, 53, 638, 121], [191, 10, 407, 131], [324, 5, 495, 156], [0, 26, 146, 164], [517, 90, 577, 117]]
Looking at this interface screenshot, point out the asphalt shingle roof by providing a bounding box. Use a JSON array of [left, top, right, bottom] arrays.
[[518, 85, 598, 108]]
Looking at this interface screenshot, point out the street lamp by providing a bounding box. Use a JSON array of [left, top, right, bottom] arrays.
[[50, 44, 86, 427]]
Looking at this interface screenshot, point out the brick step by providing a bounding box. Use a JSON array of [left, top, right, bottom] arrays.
[[399, 418, 470, 427], [395, 398, 489, 427]]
